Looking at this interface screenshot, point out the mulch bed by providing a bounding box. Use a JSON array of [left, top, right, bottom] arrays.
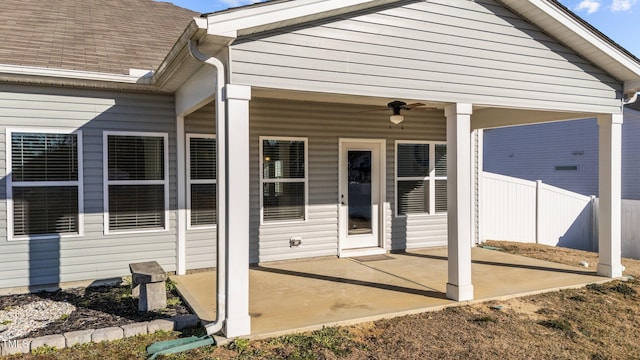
[[0, 283, 192, 339]]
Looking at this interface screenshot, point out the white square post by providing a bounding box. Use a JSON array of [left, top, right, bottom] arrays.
[[445, 103, 474, 301], [223, 84, 252, 336], [597, 113, 624, 278]]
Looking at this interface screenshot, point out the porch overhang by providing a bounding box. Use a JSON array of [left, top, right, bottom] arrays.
[[471, 108, 598, 130]]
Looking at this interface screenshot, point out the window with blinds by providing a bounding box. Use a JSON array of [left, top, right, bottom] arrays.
[[188, 135, 216, 227], [9, 131, 81, 238], [105, 133, 167, 232], [261, 137, 307, 223], [396, 142, 447, 216]]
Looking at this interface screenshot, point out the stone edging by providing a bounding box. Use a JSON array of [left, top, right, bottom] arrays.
[[0, 314, 199, 356]]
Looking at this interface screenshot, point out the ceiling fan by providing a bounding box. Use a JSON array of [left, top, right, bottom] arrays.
[[386, 101, 435, 124]]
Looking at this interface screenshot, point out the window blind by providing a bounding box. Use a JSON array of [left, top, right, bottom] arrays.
[[11, 133, 78, 182], [10, 132, 79, 237], [13, 186, 78, 236], [397, 144, 429, 178], [397, 180, 429, 215], [396, 142, 447, 216], [107, 134, 166, 231], [189, 137, 217, 226], [190, 138, 216, 180]]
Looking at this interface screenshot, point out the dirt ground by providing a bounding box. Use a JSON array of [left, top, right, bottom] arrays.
[[8, 241, 640, 360]]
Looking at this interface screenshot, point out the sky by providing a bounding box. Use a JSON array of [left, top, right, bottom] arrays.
[[162, 0, 640, 58]]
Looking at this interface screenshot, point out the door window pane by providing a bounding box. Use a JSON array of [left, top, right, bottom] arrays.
[[348, 150, 372, 235]]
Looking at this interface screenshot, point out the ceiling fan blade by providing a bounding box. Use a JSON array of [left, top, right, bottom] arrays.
[[404, 103, 438, 111], [358, 107, 392, 113], [403, 102, 426, 109]]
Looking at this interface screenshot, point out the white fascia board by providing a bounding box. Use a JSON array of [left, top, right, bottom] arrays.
[[206, 0, 400, 37], [0, 63, 151, 84], [502, 0, 640, 82]]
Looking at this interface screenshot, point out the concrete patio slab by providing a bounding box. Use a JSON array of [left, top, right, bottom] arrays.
[[171, 247, 605, 338]]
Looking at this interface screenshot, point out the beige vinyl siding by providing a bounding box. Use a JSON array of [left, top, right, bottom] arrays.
[[184, 103, 217, 270], [230, 0, 621, 114], [0, 85, 177, 289], [249, 98, 447, 263]]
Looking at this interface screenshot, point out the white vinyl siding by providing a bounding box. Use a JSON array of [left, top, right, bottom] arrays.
[[260, 137, 308, 224], [6, 129, 83, 240], [231, 0, 621, 114], [104, 132, 169, 233], [396, 142, 447, 216], [187, 134, 216, 228]]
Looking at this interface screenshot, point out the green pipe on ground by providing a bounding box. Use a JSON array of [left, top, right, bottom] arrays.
[[147, 335, 215, 359]]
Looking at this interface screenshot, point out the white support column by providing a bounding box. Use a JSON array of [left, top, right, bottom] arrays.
[[176, 115, 187, 275], [597, 113, 624, 278], [223, 84, 252, 337], [445, 103, 474, 301]]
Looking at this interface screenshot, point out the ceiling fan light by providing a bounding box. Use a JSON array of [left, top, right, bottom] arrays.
[[390, 114, 404, 124]]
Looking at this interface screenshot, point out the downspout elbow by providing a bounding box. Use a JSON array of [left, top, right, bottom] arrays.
[[188, 39, 227, 336], [624, 92, 638, 105]]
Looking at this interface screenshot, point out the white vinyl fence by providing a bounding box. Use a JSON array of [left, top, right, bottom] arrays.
[[480, 172, 596, 251], [480, 172, 640, 259], [617, 199, 640, 259]]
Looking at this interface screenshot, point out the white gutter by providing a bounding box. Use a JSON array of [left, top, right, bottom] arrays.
[[0, 63, 153, 84], [187, 40, 227, 336]]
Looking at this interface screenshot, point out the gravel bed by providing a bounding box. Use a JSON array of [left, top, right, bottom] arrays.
[[0, 299, 76, 341], [0, 283, 192, 340]]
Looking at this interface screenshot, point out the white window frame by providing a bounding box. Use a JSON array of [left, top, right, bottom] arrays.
[[395, 140, 447, 217], [103, 131, 169, 235], [6, 128, 84, 241], [186, 134, 217, 230], [259, 136, 308, 225]]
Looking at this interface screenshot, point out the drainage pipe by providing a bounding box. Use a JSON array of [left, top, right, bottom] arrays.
[[188, 39, 227, 336]]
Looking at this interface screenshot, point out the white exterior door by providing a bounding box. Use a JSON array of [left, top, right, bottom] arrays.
[[339, 139, 385, 256]]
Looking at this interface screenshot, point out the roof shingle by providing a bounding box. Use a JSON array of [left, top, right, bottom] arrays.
[[0, 0, 198, 75]]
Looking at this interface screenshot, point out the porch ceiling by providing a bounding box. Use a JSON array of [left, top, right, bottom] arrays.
[[252, 87, 600, 130], [172, 247, 604, 338], [251, 87, 448, 109]]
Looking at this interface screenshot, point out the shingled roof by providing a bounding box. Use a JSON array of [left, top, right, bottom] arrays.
[[0, 0, 198, 75]]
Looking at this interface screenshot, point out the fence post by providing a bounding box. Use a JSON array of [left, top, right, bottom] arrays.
[[591, 196, 598, 252], [535, 180, 542, 244]]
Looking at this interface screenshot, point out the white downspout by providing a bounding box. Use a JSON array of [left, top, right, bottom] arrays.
[[188, 40, 227, 336]]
